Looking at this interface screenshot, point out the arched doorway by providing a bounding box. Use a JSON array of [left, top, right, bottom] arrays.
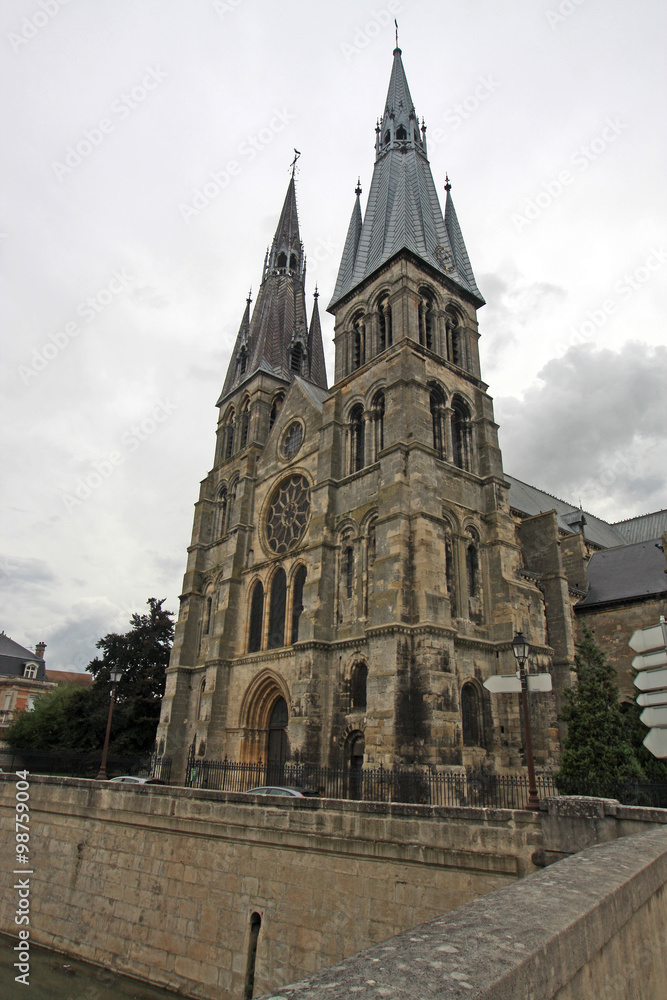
[[267, 696, 288, 783], [238, 671, 290, 769]]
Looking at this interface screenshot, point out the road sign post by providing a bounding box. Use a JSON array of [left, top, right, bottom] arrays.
[[483, 633, 553, 809], [631, 617, 667, 759]]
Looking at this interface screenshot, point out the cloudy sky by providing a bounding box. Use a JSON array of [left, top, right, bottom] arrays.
[[1, 0, 665, 670]]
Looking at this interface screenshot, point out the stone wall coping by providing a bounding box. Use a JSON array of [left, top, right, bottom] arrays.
[[261, 825, 667, 1000], [541, 793, 667, 825]]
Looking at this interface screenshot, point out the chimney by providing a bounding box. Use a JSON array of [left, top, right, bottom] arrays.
[[35, 642, 46, 661]]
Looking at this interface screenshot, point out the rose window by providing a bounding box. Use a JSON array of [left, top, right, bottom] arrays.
[[265, 474, 311, 554]]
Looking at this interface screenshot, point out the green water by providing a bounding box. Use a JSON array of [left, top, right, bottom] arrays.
[[0, 933, 188, 1000]]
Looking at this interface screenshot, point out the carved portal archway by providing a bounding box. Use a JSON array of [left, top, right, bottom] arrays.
[[238, 670, 290, 766]]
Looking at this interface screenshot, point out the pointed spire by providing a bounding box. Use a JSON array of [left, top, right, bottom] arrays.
[[308, 288, 328, 390], [330, 179, 363, 306], [443, 179, 484, 303], [218, 176, 327, 405], [328, 48, 484, 310]]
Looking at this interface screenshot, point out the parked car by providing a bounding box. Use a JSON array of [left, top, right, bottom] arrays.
[[245, 785, 321, 797], [109, 775, 165, 784]]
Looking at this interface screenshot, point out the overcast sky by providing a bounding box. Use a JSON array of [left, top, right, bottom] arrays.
[[1, 0, 665, 671]]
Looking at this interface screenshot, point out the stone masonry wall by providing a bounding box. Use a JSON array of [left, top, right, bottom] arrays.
[[0, 776, 541, 1000]]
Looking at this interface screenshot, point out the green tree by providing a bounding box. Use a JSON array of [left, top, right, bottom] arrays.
[[555, 625, 644, 796], [620, 700, 667, 782], [6, 598, 174, 755]]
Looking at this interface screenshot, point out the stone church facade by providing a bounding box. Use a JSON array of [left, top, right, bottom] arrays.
[[159, 47, 660, 784]]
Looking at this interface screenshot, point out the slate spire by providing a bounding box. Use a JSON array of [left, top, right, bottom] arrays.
[[328, 48, 484, 310], [218, 177, 327, 404]]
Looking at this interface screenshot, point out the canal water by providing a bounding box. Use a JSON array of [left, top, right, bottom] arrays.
[[0, 933, 189, 1000]]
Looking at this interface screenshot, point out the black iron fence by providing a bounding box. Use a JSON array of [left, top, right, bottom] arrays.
[[184, 753, 558, 809], [0, 746, 172, 783]]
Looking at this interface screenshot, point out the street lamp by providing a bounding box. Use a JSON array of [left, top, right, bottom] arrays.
[[512, 632, 540, 810], [96, 667, 123, 780]]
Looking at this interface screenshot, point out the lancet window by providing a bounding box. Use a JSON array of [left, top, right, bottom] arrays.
[[291, 565, 307, 644], [419, 288, 436, 350], [248, 581, 264, 653], [429, 384, 446, 460], [377, 294, 392, 351], [349, 404, 365, 473], [267, 568, 287, 649], [461, 682, 482, 746], [372, 391, 385, 458], [452, 398, 473, 472]]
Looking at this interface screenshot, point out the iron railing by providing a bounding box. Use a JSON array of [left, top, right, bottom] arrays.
[[184, 752, 558, 809], [0, 746, 172, 783]]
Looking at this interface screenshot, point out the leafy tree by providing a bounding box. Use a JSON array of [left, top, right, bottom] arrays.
[[555, 625, 645, 796], [6, 598, 174, 755], [620, 699, 667, 782]]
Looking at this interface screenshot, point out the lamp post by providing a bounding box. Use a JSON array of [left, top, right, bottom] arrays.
[[512, 631, 540, 810], [96, 667, 123, 780]]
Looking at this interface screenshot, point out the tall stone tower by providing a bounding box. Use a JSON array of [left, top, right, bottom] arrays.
[[159, 48, 567, 782]]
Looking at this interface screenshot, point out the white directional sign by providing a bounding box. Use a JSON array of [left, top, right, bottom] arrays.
[[629, 621, 667, 653], [483, 673, 552, 694], [640, 706, 667, 728], [643, 728, 667, 759], [636, 690, 667, 708], [632, 650, 667, 672], [630, 618, 667, 758], [634, 667, 667, 692]]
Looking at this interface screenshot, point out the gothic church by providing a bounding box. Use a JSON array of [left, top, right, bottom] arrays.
[[159, 47, 605, 782]]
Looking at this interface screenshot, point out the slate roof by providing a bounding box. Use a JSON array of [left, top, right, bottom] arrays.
[[505, 475, 628, 549], [218, 178, 328, 404], [0, 632, 46, 680], [328, 48, 484, 311], [576, 540, 667, 608], [613, 510, 667, 544]]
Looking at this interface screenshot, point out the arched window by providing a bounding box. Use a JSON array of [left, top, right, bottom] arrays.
[[203, 596, 213, 635], [396, 124, 407, 141], [461, 682, 482, 746], [429, 384, 446, 459], [419, 289, 435, 350], [226, 477, 238, 532], [350, 662, 368, 710], [269, 392, 284, 429], [350, 404, 364, 473], [238, 346, 248, 376], [447, 308, 466, 370], [345, 545, 354, 598], [291, 565, 307, 643], [248, 581, 264, 653], [452, 398, 473, 472], [277, 251, 287, 269], [289, 252, 297, 270], [216, 487, 228, 537], [351, 312, 364, 370], [384, 129, 390, 146], [466, 528, 482, 624], [377, 294, 392, 351], [197, 677, 206, 720], [267, 568, 287, 649], [290, 343, 303, 374], [372, 391, 385, 458], [443, 521, 457, 618], [239, 399, 251, 449], [223, 408, 235, 460]]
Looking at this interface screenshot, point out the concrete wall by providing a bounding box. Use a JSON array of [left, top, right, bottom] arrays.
[[0, 776, 542, 1000], [268, 825, 667, 1000]]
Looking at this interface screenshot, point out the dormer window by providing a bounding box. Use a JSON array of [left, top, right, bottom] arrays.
[[23, 662, 39, 679]]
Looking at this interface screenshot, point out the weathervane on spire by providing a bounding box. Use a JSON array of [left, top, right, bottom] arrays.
[[290, 149, 301, 178], [444, 173, 452, 193]]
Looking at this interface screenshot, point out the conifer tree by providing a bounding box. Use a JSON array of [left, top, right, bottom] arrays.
[[555, 625, 644, 796]]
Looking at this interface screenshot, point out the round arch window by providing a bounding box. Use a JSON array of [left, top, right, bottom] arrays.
[[281, 421, 304, 460], [265, 474, 311, 555]]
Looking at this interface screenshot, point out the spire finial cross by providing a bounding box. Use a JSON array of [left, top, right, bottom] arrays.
[[395, 19, 399, 48], [290, 149, 301, 178]]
